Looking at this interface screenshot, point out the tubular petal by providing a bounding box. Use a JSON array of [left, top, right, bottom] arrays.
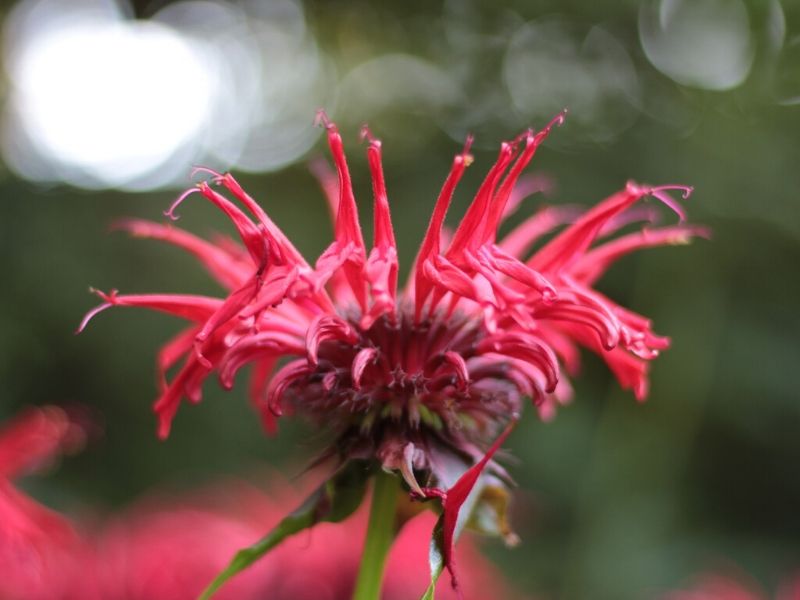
[[414, 138, 473, 318], [351, 347, 379, 390]]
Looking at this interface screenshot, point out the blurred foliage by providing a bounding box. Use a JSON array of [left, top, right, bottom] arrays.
[[1, 0, 799, 598]]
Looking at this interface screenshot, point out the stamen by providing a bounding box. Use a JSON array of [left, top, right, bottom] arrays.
[[164, 187, 201, 221], [461, 134, 475, 166], [359, 124, 381, 147], [190, 166, 225, 183], [539, 108, 568, 139], [647, 184, 694, 222], [314, 108, 335, 131], [75, 288, 119, 333]]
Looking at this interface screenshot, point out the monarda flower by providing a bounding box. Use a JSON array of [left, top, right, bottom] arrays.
[[0, 406, 86, 600], [79, 111, 704, 595]]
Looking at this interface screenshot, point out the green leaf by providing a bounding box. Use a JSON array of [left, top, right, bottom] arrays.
[[421, 514, 445, 600], [198, 460, 371, 600]]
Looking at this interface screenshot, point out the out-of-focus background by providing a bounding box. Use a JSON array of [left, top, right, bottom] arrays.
[[0, 0, 798, 597]]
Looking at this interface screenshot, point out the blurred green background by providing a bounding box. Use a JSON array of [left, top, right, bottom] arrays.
[[1, 0, 799, 598]]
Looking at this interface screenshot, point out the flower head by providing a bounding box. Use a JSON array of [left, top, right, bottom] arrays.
[[79, 111, 704, 585]]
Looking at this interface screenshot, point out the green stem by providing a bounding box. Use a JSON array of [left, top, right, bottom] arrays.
[[352, 469, 400, 600]]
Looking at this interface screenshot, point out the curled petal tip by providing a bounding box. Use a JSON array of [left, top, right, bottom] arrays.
[[359, 124, 381, 147], [75, 302, 111, 334], [647, 184, 693, 222], [192, 340, 213, 370], [651, 184, 694, 199], [314, 108, 336, 131], [190, 166, 225, 183], [164, 187, 201, 221]]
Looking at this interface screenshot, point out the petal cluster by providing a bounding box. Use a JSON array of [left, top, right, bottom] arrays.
[[79, 112, 704, 476]]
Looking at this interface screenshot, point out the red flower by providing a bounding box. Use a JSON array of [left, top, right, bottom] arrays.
[[79, 111, 705, 585], [0, 406, 86, 600]]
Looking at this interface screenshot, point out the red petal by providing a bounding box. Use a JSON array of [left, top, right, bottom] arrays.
[[156, 326, 198, 391], [249, 357, 279, 434], [481, 111, 565, 245], [320, 113, 368, 312], [529, 182, 647, 273], [266, 359, 310, 417], [305, 314, 358, 366], [414, 137, 473, 318], [113, 219, 248, 290], [498, 204, 582, 260], [193, 275, 263, 362], [77, 290, 222, 333], [443, 351, 469, 389], [351, 347, 378, 390], [218, 331, 305, 390], [439, 420, 517, 590], [446, 142, 516, 263], [171, 182, 270, 268], [573, 224, 710, 284], [0, 407, 77, 479]]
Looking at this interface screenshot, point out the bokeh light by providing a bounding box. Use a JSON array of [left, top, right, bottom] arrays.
[[1, 0, 329, 190], [503, 19, 641, 142], [639, 0, 754, 91]]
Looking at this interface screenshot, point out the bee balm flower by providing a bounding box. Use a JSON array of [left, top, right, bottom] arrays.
[[79, 111, 704, 589], [0, 406, 86, 600]]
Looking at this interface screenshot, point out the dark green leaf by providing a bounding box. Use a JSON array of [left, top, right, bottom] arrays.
[[421, 514, 445, 600], [199, 460, 371, 600]]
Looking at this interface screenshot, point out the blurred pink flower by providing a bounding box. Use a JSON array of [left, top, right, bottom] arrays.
[[661, 574, 765, 600], [661, 570, 800, 600], [0, 406, 86, 600], [85, 480, 526, 600]]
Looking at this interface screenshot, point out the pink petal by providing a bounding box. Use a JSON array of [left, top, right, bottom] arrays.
[[414, 137, 473, 318]]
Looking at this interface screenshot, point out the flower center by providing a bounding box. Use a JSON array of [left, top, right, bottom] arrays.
[[284, 310, 521, 448]]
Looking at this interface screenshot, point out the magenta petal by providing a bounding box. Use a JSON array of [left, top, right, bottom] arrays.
[[437, 420, 517, 590]]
